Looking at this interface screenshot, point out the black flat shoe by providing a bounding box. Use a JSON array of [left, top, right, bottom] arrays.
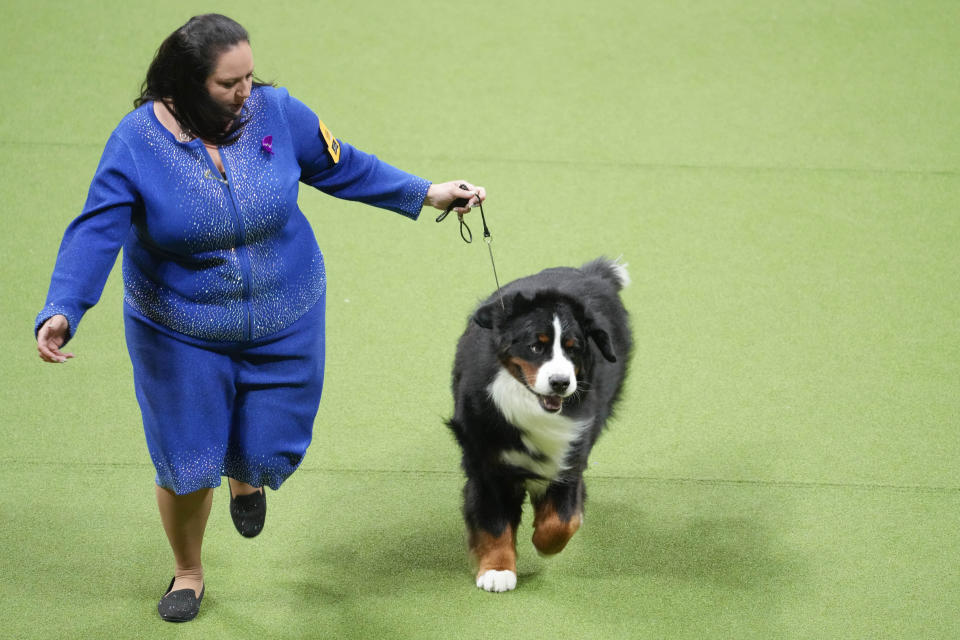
[[158, 577, 204, 622], [230, 486, 266, 538]]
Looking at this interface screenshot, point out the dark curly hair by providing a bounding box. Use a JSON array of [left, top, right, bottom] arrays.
[[134, 14, 270, 145]]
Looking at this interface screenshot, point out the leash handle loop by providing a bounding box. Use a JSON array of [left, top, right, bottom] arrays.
[[458, 213, 473, 243], [435, 184, 481, 244]]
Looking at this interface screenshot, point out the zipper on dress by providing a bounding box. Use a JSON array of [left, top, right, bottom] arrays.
[[202, 145, 254, 342]]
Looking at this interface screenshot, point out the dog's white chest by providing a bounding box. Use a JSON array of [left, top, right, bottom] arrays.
[[487, 369, 592, 493]]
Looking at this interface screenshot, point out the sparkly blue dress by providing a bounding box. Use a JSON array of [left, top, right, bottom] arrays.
[[36, 86, 431, 493]]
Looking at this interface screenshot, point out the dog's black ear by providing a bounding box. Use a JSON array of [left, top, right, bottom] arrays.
[[578, 304, 617, 363], [473, 302, 498, 330], [474, 292, 532, 329], [589, 326, 617, 362]]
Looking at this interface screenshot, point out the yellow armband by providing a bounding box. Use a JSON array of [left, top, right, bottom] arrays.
[[318, 118, 340, 164]]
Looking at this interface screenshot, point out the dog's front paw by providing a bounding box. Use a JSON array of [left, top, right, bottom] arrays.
[[476, 570, 517, 592]]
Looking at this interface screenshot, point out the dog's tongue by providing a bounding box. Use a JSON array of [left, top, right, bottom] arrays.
[[539, 395, 563, 413]]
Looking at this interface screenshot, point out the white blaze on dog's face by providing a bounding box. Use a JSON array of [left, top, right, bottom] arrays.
[[531, 316, 578, 410]]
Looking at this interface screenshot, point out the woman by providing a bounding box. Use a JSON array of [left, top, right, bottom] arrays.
[[35, 14, 484, 622]]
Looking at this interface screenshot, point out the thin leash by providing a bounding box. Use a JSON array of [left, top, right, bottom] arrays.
[[436, 184, 505, 309]]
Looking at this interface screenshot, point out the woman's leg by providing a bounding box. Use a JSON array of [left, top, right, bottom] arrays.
[[155, 484, 212, 596], [227, 478, 261, 497]]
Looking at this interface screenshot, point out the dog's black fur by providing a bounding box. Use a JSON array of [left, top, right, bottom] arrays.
[[447, 257, 631, 590]]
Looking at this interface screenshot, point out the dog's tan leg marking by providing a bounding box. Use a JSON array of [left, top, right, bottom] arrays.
[[531, 499, 581, 556], [471, 525, 517, 576], [471, 525, 519, 592]]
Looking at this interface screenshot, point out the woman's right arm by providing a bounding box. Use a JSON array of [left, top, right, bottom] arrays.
[[35, 132, 139, 362]]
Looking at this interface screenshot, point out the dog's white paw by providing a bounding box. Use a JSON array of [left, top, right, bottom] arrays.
[[476, 570, 517, 592]]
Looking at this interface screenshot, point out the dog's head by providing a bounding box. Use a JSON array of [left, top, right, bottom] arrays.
[[473, 291, 616, 413]]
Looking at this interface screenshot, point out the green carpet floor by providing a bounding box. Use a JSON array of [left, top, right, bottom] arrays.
[[1, 1, 958, 638]]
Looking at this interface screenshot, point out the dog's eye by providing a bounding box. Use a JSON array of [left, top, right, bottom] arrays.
[[530, 333, 549, 355]]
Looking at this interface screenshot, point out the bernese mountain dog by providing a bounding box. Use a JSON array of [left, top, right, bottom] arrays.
[[447, 257, 632, 592]]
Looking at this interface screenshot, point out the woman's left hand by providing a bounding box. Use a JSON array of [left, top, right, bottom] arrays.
[[424, 181, 486, 215]]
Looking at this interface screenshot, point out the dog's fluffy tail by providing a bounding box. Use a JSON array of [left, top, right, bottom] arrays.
[[581, 256, 631, 291]]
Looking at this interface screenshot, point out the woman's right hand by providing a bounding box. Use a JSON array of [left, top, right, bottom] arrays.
[[37, 314, 75, 363]]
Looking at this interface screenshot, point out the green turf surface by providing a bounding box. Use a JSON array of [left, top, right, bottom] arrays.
[[2, 1, 959, 638]]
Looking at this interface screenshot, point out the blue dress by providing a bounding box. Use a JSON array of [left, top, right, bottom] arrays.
[[36, 86, 431, 493]]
